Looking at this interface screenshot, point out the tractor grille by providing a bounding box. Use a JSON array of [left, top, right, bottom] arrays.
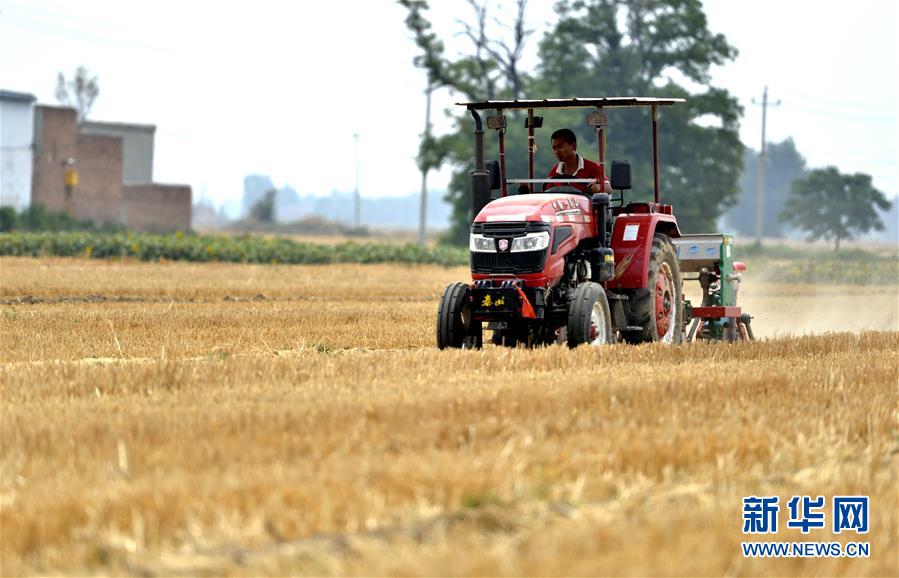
[[471, 250, 548, 273], [470, 221, 551, 274], [472, 221, 548, 238]]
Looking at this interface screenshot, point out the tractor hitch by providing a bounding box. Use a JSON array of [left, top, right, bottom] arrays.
[[470, 279, 541, 320]]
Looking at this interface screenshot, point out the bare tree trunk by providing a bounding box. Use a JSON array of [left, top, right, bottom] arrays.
[[418, 87, 432, 248]]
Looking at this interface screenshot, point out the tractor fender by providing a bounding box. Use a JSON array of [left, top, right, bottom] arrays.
[[607, 214, 681, 290]]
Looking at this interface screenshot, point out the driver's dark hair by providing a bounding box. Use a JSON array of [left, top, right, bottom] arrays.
[[551, 128, 577, 146]]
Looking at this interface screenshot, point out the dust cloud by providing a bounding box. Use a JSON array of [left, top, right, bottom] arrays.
[[696, 281, 899, 339]]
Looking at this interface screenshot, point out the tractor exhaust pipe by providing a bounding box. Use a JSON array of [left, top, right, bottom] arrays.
[[591, 192, 614, 282], [470, 109, 490, 221]]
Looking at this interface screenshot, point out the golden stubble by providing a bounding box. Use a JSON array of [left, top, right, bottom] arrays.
[[1, 257, 897, 576]]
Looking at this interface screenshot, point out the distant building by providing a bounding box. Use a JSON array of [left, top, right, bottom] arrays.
[[80, 120, 155, 184], [0, 90, 37, 211], [30, 104, 191, 231]]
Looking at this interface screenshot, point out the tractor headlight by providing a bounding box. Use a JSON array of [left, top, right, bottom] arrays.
[[510, 231, 550, 252], [469, 234, 494, 252]]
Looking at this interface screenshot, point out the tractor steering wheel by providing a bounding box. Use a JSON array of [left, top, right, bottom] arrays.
[[543, 175, 588, 195], [543, 184, 583, 194]]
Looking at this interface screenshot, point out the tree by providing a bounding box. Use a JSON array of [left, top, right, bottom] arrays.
[[535, 0, 744, 235], [400, 0, 453, 247], [55, 66, 100, 122], [780, 167, 892, 251], [399, 0, 535, 245], [727, 138, 807, 238], [408, 0, 745, 244], [249, 188, 277, 223]]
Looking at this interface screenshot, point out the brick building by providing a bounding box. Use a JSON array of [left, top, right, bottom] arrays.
[[31, 104, 191, 231]]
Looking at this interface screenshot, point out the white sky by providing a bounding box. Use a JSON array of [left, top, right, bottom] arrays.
[[1, 0, 897, 216]]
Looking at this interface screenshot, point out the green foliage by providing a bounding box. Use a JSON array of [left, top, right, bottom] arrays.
[[757, 259, 898, 285], [249, 189, 277, 223], [0, 231, 469, 266], [535, 0, 744, 234], [1, 204, 124, 233], [739, 242, 895, 262], [408, 0, 745, 244], [780, 167, 892, 250], [398, 0, 454, 89], [740, 242, 898, 284], [0, 207, 15, 232]]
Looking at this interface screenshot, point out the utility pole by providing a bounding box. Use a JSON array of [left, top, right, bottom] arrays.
[[418, 86, 432, 248], [353, 132, 361, 228], [751, 86, 781, 244]]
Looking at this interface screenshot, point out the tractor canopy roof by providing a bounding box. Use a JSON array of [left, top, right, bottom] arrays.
[[457, 97, 685, 111]]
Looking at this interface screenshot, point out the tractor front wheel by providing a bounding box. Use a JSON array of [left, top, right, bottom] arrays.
[[436, 282, 482, 349], [567, 282, 613, 347]]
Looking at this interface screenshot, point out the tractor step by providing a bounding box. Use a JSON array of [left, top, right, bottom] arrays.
[[623, 325, 643, 331], [606, 293, 629, 301]]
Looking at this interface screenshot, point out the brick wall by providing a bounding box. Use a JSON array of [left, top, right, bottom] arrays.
[[31, 106, 78, 213], [123, 184, 191, 232], [32, 105, 191, 231], [74, 134, 123, 223]]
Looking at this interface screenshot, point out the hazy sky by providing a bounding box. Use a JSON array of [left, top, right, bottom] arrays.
[[2, 0, 896, 216]]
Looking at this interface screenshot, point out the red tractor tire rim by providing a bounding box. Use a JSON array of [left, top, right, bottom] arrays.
[[654, 262, 674, 339]]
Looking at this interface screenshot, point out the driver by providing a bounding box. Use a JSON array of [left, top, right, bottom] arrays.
[[546, 128, 604, 194]]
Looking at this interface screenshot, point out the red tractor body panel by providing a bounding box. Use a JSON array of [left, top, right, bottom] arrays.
[[472, 193, 597, 288], [607, 211, 681, 289], [472, 195, 682, 290]]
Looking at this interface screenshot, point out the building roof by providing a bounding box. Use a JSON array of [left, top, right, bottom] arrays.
[[0, 89, 38, 104], [81, 120, 156, 134]]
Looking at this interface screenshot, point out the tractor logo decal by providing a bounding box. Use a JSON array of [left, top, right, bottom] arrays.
[[552, 198, 579, 213], [481, 294, 505, 308], [498, 239, 510, 252]]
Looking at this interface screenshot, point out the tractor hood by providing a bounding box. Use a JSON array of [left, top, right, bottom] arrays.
[[474, 193, 592, 224]]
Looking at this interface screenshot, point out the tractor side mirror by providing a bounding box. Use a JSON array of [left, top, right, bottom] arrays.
[[485, 160, 501, 191], [610, 160, 632, 190]]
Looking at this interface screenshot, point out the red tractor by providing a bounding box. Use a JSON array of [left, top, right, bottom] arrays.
[[436, 97, 753, 348]]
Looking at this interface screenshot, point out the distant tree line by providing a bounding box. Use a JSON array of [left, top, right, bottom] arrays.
[[725, 138, 893, 250]]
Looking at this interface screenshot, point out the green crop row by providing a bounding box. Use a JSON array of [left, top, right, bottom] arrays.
[[3, 231, 895, 285], [753, 258, 898, 285], [0, 231, 469, 266]]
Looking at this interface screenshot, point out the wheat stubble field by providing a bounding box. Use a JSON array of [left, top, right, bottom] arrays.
[[1, 257, 897, 576]]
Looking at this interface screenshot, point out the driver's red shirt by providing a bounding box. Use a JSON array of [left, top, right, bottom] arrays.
[[546, 154, 604, 193]]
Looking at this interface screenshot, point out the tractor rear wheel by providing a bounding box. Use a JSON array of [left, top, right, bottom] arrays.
[[436, 282, 482, 349], [625, 234, 683, 344], [567, 282, 613, 347]]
